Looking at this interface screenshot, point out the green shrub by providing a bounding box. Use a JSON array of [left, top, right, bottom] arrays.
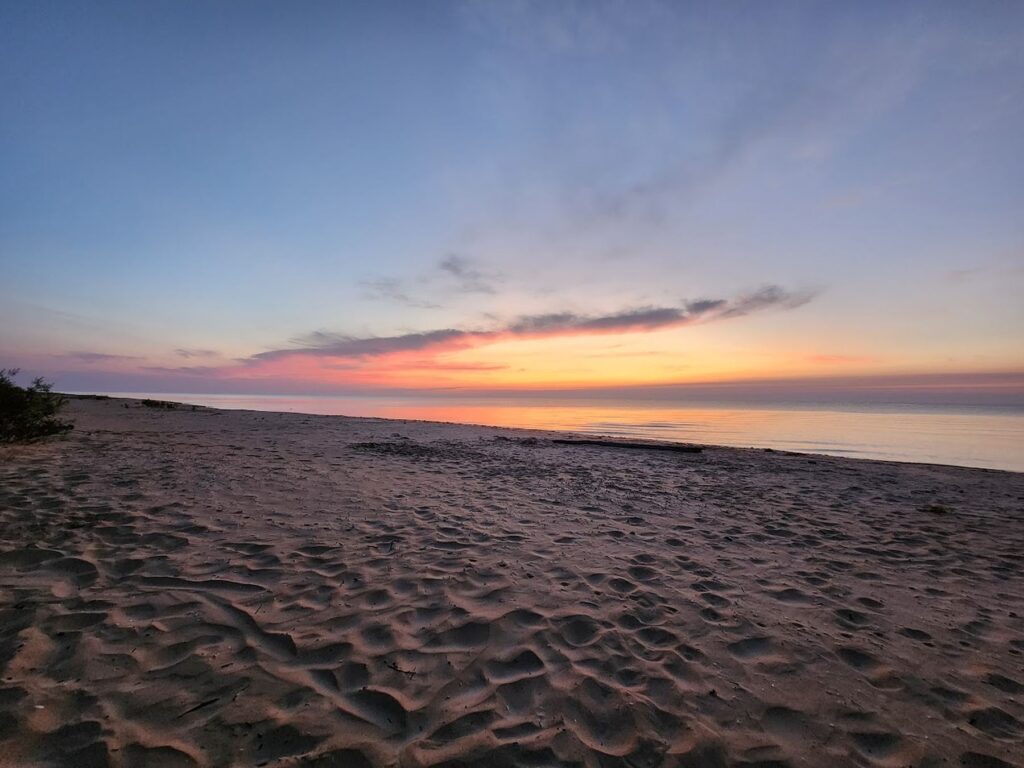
[[0, 369, 74, 442]]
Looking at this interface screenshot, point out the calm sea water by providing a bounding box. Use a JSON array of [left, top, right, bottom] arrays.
[[96, 392, 1024, 473]]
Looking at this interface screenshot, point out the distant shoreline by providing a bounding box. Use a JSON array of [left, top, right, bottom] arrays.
[[63, 392, 1024, 473]]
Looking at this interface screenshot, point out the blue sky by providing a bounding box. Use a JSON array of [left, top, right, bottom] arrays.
[[1, 1, 1022, 400]]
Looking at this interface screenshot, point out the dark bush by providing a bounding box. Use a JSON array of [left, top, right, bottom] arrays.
[[0, 369, 74, 442], [140, 398, 178, 409]]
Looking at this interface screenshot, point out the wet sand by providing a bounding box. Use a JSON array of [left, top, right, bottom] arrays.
[[1, 397, 1022, 767]]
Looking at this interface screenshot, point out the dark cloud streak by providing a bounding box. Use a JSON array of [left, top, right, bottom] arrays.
[[62, 351, 140, 363], [253, 285, 815, 363]]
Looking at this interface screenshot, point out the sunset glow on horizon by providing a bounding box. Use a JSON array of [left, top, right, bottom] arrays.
[[2, 2, 1022, 404]]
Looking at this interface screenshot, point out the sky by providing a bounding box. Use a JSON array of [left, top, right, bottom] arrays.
[[2, 1, 1023, 404]]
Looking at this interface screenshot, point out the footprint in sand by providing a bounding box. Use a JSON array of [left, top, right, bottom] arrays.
[[898, 627, 932, 642], [558, 615, 601, 647], [966, 707, 1022, 740], [959, 752, 1017, 768], [727, 636, 773, 659], [849, 730, 905, 762], [484, 649, 545, 683], [836, 646, 881, 672], [983, 673, 1024, 694], [762, 705, 819, 747], [835, 608, 871, 629], [767, 587, 814, 604]]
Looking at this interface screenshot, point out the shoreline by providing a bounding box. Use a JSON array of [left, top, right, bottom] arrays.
[[1, 397, 1022, 766], [62, 393, 1024, 476]]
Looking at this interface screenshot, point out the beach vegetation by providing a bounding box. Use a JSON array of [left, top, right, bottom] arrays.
[[141, 398, 179, 409], [0, 369, 74, 442]]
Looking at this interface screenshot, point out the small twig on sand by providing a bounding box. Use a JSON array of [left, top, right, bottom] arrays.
[[176, 697, 220, 719], [385, 661, 416, 679]]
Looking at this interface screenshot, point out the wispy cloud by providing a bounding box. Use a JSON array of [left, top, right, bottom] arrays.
[[361, 255, 502, 307], [142, 365, 222, 375], [944, 257, 1024, 283], [716, 285, 812, 319], [438, 254, 502, 294], [62, 351, 140, 363], [262, 329, 468, 360], [458, 0, 945, 244], [254, 285, 814, 362], [359, 277, 441, 308], [175, 348, 220, 359]]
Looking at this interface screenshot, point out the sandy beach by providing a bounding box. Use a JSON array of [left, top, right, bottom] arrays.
[[1, 397, 1022, 767]]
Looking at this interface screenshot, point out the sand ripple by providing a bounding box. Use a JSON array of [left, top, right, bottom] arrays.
[[0, 399, 1022, 766]]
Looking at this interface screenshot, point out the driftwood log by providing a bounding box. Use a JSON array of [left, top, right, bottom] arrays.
[[551, 438, 702, 454]]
